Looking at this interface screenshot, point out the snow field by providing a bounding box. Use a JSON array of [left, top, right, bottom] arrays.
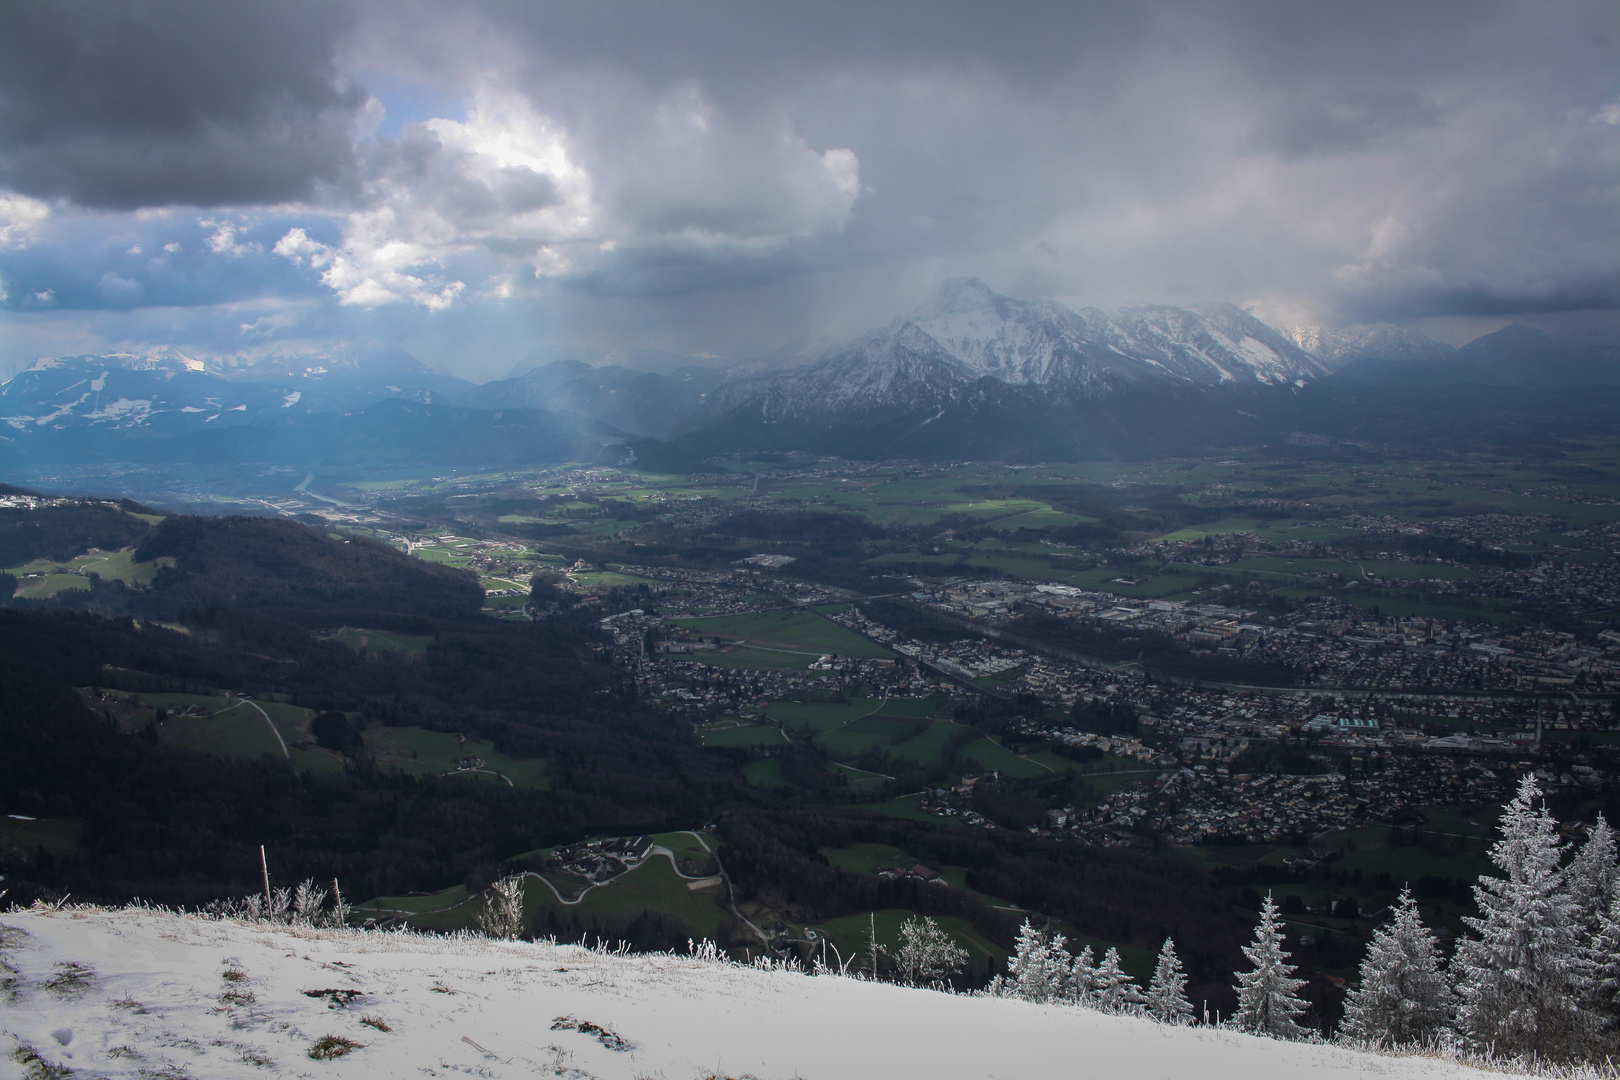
[[1, 906, 1528, 1080]]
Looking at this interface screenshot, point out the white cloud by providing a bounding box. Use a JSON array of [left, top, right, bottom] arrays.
[[0, 192, 50, 248], [272, 90, 594, 308], [272, 84, 861, 307], [202, 219, 263, 257], [96, 271, 145, 302]]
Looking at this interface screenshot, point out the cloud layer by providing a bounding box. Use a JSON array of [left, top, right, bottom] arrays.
[[0, 0, 1616, 376]]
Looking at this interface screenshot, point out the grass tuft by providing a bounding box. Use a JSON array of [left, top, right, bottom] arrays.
[[307, 1035, 365, 1060]]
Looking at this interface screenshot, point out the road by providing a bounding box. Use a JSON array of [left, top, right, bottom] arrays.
[[359, 830, 769, 944]]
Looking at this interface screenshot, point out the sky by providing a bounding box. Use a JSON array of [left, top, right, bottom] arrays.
[[0, 0, 1617, 381]]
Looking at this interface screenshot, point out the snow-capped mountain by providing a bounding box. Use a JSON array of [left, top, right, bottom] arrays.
[[1, 349, 274, 433], [1288, 321, 1620, 385], [702, 279, 1328, 422], [1286, 324, 1459, 368], [227, 341, 476, 409], [0, 343, 473, 436]]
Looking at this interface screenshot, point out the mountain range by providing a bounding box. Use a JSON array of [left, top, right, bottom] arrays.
[[3, 279, 1617, 470]]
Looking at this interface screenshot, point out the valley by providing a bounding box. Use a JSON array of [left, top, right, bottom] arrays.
[[6, 426, 1619, 1032]]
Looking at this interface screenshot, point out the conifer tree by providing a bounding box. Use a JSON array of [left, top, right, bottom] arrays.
[[1588, 894, 1620, 1055], [1232, 892, 1310, 1040], [1340, 888, 1453, 1046], [1564, 820, 1620, 1055], [1093, 947, 1143, 1014], [1454, 776, 1594, 1061], [1068, 944, 1098, 1006], [1146, 937, 1193, 1026], [1007, 919, 1067, 1003], [1567, 815, 1619, 938]]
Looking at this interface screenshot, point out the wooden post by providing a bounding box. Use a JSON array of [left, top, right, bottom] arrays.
[[260, 845, 271, 910]]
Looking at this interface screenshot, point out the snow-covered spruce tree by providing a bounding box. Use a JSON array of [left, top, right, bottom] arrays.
[[477, 875, 527, 941], [895, 915, 970, 988], [1589, 893, 1620, 1054], [1146, 937, 1193, 1026], [1340, 887, 1453, 1046], [1566, 813, 1619, 1036], [1232, 892, 1310, 1040], [1454, 776, 1594, 1061], [1068, 944, 1098, 1006], [1092, 946, 1143, 1014], [1566, 815, 1619, 935], [1006, 919, 1067, 1003]]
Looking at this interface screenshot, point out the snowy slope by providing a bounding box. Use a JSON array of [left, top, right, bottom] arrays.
[[703, 279, 1327, 421], [1, 906, 1524, 1080]]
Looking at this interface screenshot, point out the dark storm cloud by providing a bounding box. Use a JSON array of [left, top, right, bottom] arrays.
[[0, 0, 365, 208], [1252, 89, 1444, 161], [4, 0, 1619, 374]]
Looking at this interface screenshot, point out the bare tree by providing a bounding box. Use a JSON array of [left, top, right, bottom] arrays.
[[894, 915, 969, 988], [477, 875, 527, 940]]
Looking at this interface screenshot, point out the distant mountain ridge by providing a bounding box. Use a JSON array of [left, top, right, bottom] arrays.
[[4, 283, 1618, 470], [701, 279, 1329, 424]]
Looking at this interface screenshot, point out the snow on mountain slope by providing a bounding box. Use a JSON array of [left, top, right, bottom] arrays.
[[0, 344, 472, 433], [2, 906, 1521, 1080], [703, 279, 1327, 421], [1285, 324, 1459, 368]]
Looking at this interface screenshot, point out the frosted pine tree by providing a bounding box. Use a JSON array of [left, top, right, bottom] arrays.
[[1093, 947, 1143, 1014], [1145, 937, 1193, 1026], [1232, 892, 1310, 1040], [1007, 919, 1067, 1003], [1567, 816, 1619, 935], [1587, 893, 1620, 1057], [1067, 944, 1098, 1006], [1567, 815, 1619, 1018], [1340, 888, 1453, 1046], [1454, 776, 1594, 1061]]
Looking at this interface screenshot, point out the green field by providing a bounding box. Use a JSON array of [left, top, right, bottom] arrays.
[[5, 546, 172, 598], [366, 725, 550, 789], [807, 909, 1005, 976], [698, 718, 787, 747], [317, 626, 435, 657], [667, 609, 894, 661], [742, 758, 795, 788], [869, 793, 974, 827], [0, 815, 83, 855], [87, 689, 304, 766], [353, 884, 472, 919], [816, 715, 946, 761], [648, 831, 720, 876], [571, 568, 661, 588], [876, 698, 940, 717], [959, 736, 1053, 778], [764, 698, 888, 734], [388, 857, 736, 941], [819, 843, 1011, 907]]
